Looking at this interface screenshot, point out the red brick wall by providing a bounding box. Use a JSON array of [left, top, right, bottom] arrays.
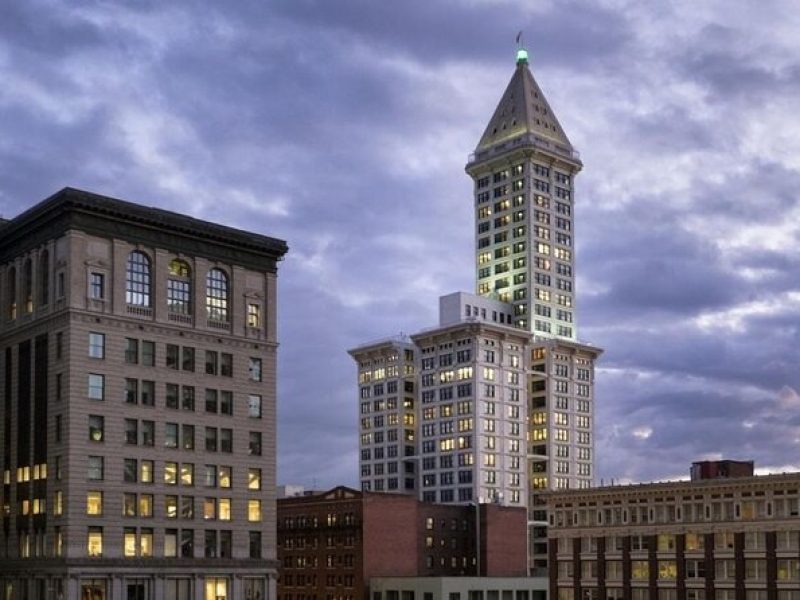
[[362, 493, 419, 577], [481, 504, 528, 576]]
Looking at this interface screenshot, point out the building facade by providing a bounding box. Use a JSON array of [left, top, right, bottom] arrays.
[[545, 465, 800, 600], [465, 48, 582, 341], [350, 49, 603, 575], [0, 188, 288, 600], [277, 486, 527, 600]]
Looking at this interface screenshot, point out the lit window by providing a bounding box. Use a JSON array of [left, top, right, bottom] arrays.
[[205, 578, 228, 600], [87, 527, 103, 557], [88, 415, 104, 441], [248, 468, 262, 490], [140, 460, 154, 483], [247, 303, 261, 328], [219, 498, 232, 521], [126, 251, 152, 306], [168, 259, 192, 315], [124, 528, 137, 557], [139, 494, 153, 517], [247, 499, 262, 522], [164, 462, 178, 485], [180, 463, 194, 486], [140, 528, 153, 557], [219, 466, 232, 488]]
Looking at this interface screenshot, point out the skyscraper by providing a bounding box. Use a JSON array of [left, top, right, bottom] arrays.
[[466, 47, 582, 341], [0, 188, 288, 600], [350, 47, 602, 575]]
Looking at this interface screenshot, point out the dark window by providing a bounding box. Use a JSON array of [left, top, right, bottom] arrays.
[[89, 272, 104, 300], [248, 431, 261, 456]]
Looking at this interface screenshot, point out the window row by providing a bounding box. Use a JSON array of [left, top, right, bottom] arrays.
[[83, 526, 263, 559]]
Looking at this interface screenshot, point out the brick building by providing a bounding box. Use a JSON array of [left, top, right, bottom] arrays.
[[277, 487, 527, 600], [545, 462, 800, 600], [0, 188, 288, 600]]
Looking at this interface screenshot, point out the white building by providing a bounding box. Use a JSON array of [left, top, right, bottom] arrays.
[[349, 48, 603, 575]]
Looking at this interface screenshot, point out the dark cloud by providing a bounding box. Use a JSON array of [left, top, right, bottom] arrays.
[[1, 0, 798, 489]]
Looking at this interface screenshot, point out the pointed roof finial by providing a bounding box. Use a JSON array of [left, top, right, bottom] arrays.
[[515, 30, 528, 65]]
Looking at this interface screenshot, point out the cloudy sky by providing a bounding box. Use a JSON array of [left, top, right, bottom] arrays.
[[1, 0, 799, 488]]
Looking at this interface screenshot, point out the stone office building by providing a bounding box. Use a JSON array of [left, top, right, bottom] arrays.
[[545, 461, 800, 600], [0, 188, 288, 600]]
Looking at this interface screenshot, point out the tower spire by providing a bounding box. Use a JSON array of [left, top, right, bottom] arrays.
[[515, 30, 528, 65]]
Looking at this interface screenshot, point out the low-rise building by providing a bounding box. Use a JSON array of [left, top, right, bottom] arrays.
[[545, 462, 800, 600], [277, 487, 527, 600]]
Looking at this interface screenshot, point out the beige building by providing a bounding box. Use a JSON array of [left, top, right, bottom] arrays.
[[545, 462, 800, 600], [0, 188, 288, 600]]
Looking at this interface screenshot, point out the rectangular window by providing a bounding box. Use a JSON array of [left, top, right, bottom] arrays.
[[220, 353, 232, 377], [124, 419, 138, 445], [141, 380, 155, 406], [249, 432, 261, 456], [88, 415, 104, 441], [182, 347, 195, 372], [88, 374, 105, 401], [166, 344, 179, 369], [248, 468, 262, 490], [249, 358, 262, 382], [88, 333, 105, 359], [165, 423, 179, 448], [247, 303, 261, 328], [123, 459, 137, 482], [220, 391, 233, 415], [220, 429, 233, 453], [87, 527, 103, 557], [164, 462, 178, 485], [140, 460, 154, 483], [86, 456, 103, 481], [142, 341, 155, 366], [205, 428, 218, 452], [182, 424, 195, 450], [125, 379, 138, 404], [205, 389, 218, 413], [205, 351, 218, 375], [125, 338, 139, 364], [89, 273, 105, 299], [182, 386, 195, 411], [248, 395, 262, 418], [86, 491, 103, 515], [166, 384, 179, 409], [247, 499, 262, 522]]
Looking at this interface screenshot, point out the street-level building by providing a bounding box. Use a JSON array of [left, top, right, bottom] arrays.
[[0, 188, 288, 600], [545, 462, 800, 600]]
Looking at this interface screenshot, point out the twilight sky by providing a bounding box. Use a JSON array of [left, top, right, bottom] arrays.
[[1, 0, 799, 488]]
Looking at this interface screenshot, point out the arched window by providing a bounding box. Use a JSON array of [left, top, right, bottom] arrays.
[[167, 259, 192, 315], [206, 268, 229, 322], [126, 251, 152, 306], [23, 258, 33, 313], [7, 267, 17, 320], [39, 250, 49, 305]]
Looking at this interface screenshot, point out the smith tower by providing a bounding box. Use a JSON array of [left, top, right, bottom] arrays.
[[466, 48, 581, 341]]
